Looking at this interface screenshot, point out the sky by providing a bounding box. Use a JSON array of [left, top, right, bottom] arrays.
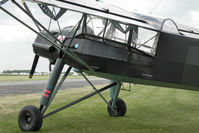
[[0, 0, 199, 72]]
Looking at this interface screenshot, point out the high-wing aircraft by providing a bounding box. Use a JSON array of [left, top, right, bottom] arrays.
[[1, 0, 199, 131]]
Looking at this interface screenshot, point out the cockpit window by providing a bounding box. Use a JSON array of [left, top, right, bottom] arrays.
[[85, 15, 130, 44], [161, 19, 179, 34], [86, 15, 106, 37], [77, 14, 159, 56], [105, 20, 130, 43], [131, 26, 159, 56]]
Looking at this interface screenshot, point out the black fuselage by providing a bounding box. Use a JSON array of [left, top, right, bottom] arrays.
[[33, 29, 199, 90]]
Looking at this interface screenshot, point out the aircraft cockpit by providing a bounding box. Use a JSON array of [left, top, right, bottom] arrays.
[[76, 14, 159, 56]]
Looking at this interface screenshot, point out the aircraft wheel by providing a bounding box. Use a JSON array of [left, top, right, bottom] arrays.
[[18, 105, 43, 131], [107, 98, 127, 117]]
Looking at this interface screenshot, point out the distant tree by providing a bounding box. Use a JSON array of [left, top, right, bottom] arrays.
[[3, 70, 31, 74]]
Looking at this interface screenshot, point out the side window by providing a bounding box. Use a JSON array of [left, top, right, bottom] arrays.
[[131, 26, 159, 56], [161, 19, 179, 34], [86, 15, 106, 37], [105, 20, 130, 44]]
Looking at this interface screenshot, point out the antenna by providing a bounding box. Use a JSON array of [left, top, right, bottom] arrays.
[[150, 0, 162, 15], [96, 0, 103, 2]]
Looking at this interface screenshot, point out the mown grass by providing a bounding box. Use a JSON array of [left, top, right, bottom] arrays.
[[0, 75, 50, 82], [1, 84, 199, 133], [0, 75, 91, 82]]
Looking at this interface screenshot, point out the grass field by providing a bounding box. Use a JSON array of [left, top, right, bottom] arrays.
[[0, 75, 89, 82], [1, 84, 199, 133]]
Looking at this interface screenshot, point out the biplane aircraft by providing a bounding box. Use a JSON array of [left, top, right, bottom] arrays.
[[1, 0, 199, 131]]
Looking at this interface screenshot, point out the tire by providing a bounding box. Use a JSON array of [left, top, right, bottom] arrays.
[[107, 98, 127, 117], [18, 105, 43, 131]]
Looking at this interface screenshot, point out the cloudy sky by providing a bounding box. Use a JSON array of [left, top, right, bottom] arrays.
[[0, 0, 199, 72]]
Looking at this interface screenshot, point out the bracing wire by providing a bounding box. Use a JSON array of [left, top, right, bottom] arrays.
[[52, 7, 63, 36], [47, 7, 53, 30], [47, 6, 83, 45], [48, 17, 52, 30], [47, 7, 62, 36]]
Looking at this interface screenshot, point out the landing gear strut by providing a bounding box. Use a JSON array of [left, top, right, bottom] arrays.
[[18, 59, 126, 131], [107, 80, 127, 117]]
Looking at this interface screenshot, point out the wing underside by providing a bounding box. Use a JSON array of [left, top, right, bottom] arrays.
[[25, 0, 199, 38], [25, 0, 157, 30]]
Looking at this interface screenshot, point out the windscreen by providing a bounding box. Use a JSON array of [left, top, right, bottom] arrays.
[[81, 15, 159, 56], [86, 15, 130, 44]]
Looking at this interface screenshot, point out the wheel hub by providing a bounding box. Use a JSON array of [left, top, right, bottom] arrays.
[[107, 98, 126, 117], [24, 113, 32, 126]]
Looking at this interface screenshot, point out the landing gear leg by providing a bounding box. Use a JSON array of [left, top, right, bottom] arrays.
[[18, 58, 70, 131], [107, 80, 127, 117]]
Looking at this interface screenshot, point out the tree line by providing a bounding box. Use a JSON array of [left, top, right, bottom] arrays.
[[2, 70, 31, 74]]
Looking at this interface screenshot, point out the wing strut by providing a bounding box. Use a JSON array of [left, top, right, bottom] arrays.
[[21, 1, 42, 78], [22, 2, 42, 31]]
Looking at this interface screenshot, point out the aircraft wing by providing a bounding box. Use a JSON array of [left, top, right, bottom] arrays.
[[25, 0, 157, 30], [133, 12, 199, 37], [25, 0, 199, 38], [178, 24, 199, 35]]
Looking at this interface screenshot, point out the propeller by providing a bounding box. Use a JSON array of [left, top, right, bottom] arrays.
[[29, 55, 39, 79]]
